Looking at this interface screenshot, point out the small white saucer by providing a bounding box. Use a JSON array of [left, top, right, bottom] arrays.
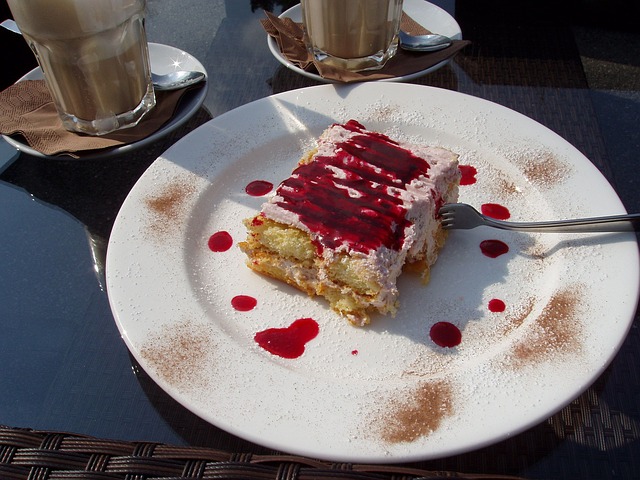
[[267, 0, 463, 84], [2, 43, 208, 160]]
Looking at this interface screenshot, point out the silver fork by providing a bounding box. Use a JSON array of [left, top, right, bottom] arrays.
[[439, 203, 640, 233]]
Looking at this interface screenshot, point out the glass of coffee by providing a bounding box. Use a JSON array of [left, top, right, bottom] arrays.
[[301, 0, 404, 72], [7, 0, 156, 136]]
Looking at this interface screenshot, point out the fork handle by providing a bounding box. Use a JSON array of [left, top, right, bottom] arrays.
[[485, 213, 640, 233]]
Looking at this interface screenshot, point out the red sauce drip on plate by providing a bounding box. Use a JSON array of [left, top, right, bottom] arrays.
[[254, 318, 319, 359], [245, 180, 273, 196], [274, 120, 434, 254], [351, 349, 359, 356], [231, 295, 257, 311], [481, 203, 510, 220], [208, 231, 233, 252], [430, 322, 462, 348], [480, 239, 509, 258], [458, 165, 478, 185], [488, 298, 506, 312]]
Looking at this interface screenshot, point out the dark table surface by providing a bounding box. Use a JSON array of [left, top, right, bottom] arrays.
[[1, 1, 639, 479]]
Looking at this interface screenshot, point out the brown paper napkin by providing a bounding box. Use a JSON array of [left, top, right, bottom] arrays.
[[0, 79, 200, 157], [262, 11, 470, 83]]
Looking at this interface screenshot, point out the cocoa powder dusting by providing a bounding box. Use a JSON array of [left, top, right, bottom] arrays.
[[144, 178, 197, 236], [499, 297, 535, 336], [510, 284, 583, 366], [374, 381, 453, 444], [140, 320, 214, 392], [494, 173, 519, 197], [521, 152, 570, 187], [525, 242, 549, 260]]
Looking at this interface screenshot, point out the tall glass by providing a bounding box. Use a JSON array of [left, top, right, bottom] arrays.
[[301, 0, 404, 72], [7, 0, 156, 136]]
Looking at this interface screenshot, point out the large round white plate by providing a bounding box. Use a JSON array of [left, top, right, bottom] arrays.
[[267, 0, 463, 83], [106, 83, 638, 463], [2, 43, 207, 159]]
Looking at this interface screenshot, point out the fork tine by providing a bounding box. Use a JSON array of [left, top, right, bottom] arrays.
[[438, 204, 457, 217], [438, 205, 455, 229], [438, 204, 453, 216]]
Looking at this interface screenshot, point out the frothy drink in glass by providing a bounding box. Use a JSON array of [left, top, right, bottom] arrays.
[[301, 0, 404, 72], [7, 0, 155, 135]]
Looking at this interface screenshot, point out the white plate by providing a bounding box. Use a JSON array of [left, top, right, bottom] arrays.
[[2, 43, 207, 159], [106, 83, 639, 463], [267, 0, 463, 83]]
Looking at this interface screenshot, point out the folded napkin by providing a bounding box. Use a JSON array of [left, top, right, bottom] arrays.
[[261, 11, 470, 83], [0, 79, 199, 157]]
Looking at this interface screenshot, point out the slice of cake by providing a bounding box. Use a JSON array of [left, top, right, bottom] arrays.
[[239, 120, 460, 326]]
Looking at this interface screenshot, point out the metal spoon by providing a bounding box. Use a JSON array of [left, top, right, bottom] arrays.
[[1, 19, 19, 34], [151, 70, 205, 91], [398, 30, 452, 52], [2, 19, 205, 91]]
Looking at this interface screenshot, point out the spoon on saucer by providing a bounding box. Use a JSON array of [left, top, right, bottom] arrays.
[[398, 30, 452, 52], [2, 19, 205, 91], [1, 19, 19, 34], [151, 71, 206, 91]]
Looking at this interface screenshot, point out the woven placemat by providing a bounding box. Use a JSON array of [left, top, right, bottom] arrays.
[[0, 426, 527, 480]]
